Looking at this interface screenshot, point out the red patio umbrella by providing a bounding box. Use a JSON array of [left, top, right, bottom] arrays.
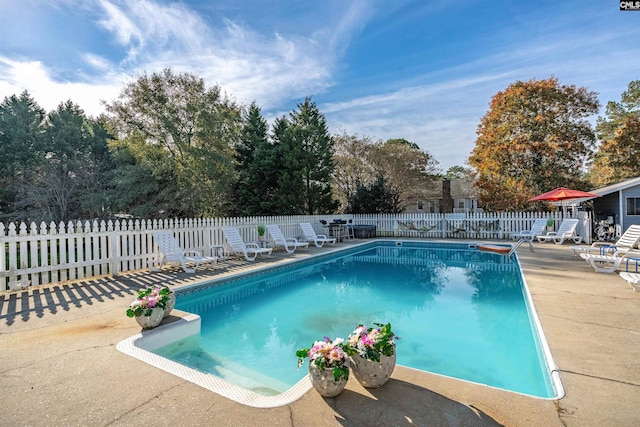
[[528, 187, 599, 202]]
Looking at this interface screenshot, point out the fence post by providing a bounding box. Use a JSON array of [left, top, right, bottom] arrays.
[[110, 227, 120, 277]]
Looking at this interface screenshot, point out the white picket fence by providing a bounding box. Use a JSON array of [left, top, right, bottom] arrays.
[[0, 212, 589, 291]]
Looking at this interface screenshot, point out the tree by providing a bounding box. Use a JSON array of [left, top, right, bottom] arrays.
[[443, 165, 472, 180], [104, 68, 241, 218], [234, 102, 272, 216], [468, 77, 599, 211], [347, 175, 401, 213], [588, 80, 640, 187], [332, 133, 376, 211], [266, 98, 337, 215], [368, 138, 441, 211], [15, 101, 110, 222], [288, 98, 337, 214], [0, 91, 46, 221]]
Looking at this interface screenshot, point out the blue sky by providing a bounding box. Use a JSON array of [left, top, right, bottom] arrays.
[[0, 0, 638, 170]]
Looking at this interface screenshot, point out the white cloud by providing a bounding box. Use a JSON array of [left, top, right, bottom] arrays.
[[0, 56, 125, 117], [90, 0, 347, 109]]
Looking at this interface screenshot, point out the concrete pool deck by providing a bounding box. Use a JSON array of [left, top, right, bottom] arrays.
[[1, 239, 639, 426]]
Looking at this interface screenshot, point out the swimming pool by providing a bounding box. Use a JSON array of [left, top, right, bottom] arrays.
[[117, 240, 563, 407]]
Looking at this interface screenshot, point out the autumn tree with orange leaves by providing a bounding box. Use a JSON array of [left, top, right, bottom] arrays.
[[469, 77, 599, 211]]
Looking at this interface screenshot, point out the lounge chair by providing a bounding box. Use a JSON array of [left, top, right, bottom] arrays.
[[536, 218, 582, 244], [266, 224, 309, 254], [300, 222, 336, 247], [580, 250, 640, 273], [149, 231, 217, 273], [222, 226, 273, 261], [619, 271, 640, 291], [509, 218, 548, 241], [570, 224, 640, 256]]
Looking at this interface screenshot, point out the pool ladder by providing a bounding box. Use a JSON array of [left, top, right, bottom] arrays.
[[508, 238, 534, 256]]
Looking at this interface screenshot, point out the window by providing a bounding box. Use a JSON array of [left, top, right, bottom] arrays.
[[626, 198, 640, 215], [417, 202, 424, 210]]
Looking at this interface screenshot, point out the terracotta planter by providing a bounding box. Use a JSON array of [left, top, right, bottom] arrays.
[[135, 307, 164, 329], [308, 362, 349, 397], [349, 351, 396, 388]]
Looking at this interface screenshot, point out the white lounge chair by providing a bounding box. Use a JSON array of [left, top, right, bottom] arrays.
[[580, 250, 640, 274], [510, 218, 548, 241], [149, 231, 217, 273], [266, 224, 309, 254], [619, 271, 640, 291], [571, 224, 640, 256], [222, 226, 273, 261], [536, 218, 582, 244], [300, 222, 336, 247]]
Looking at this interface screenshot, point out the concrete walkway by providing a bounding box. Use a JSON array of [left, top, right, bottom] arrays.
[[1, 240, 639, 426]]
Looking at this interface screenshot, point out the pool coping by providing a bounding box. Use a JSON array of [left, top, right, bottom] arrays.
[[116, 238, 564, 407], [116, 313, 314, 408]]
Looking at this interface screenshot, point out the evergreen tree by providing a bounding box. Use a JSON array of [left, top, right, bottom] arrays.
[[16, 101, 107, 222], [271, 115, 305, 214], [235, 102, 269, 215], [347, 175, 400, 214], [0, 91, 46, 221], [287, 98, 337, 214]]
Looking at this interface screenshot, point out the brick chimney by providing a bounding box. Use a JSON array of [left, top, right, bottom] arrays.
[[440, 179, 454, 213]]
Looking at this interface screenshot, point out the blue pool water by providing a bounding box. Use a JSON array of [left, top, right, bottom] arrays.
[[156, 241, 556, 398]]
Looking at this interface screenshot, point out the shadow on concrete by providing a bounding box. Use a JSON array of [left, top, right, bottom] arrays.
[[330, 379, 503, 426], [0, 250, 302, 327], [0, 277, 141, 326]]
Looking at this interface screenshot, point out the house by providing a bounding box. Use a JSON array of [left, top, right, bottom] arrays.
[[576, 176, 640, 233], [408, 179, 479, 214]]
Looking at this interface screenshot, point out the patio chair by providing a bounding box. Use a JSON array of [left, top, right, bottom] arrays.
[[619, 271, 640, 291], [509, 218, 548, 242], [300, 222, 336, 247], [570, 224, 640, 256], [149, 231, 217, 273], [579, 250, 640, 274], [222, 226, 273, 261], [266, 224, 309, 254], [536, 218, 582, 244]]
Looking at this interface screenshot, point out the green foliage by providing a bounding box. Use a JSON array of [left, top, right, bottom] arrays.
[[254, 98, 338, 215], [343, 322, 398, 362], [126, 285, 172, 318], [0, 91, 46, 221], [296, 337, 349, 382], [443, 165, 471, 180], [588, 80, 640, 187], [469, 77, 599, 211], [1, 98, 113, 222], [104, 68, 241, 218], [234, 102, 270, 215], [347, 175, 401, 214], [288, 98, 338, 214]]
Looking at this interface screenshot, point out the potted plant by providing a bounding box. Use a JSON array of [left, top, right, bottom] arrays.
[[126, 285, 173, 329], [296, 337, 350, 397], [257, 224, 266, 240], [343, 322, 398, 388], [546, 216, 555, 231]]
